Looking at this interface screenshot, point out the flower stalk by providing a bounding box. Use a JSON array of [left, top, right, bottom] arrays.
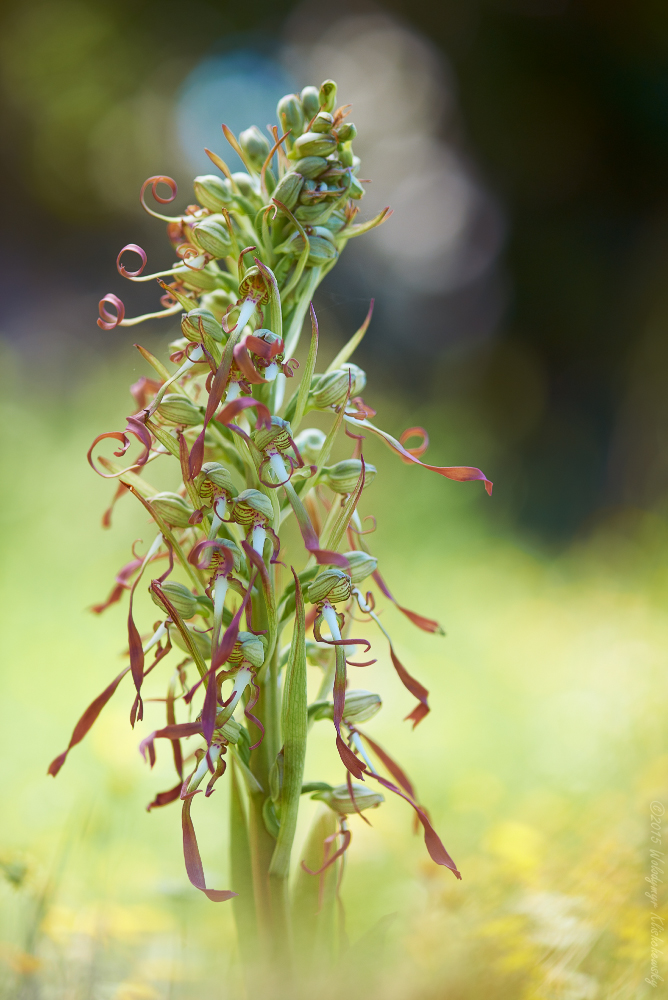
[[49, 77, 492, 982]]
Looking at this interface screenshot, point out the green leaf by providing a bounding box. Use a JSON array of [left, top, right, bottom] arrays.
[[290, 304, 319, 433]]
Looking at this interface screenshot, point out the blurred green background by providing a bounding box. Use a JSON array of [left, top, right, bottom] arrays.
[[1, 0, 668, 997]]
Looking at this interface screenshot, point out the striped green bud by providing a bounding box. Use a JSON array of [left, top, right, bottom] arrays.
[[232, 489, 274, 526], [321, 460, 376, 494], [181, 307, 224, 343], [292, 131, 337, 158], [294, 427, 325, 464], [294, 202, 337, 225], [190, 217, 232, 258], [307, 569, 352, 606], [309, 363, 367, 409], [317, 783, 384, 815], [193, 174, 233, 211], [300, 86, 320, 120], [336, 122, 357, 143], [156, 393, 203, 427], [277, 94, 306, 140], [239, 126, 271, 171], [151, 582, 200, 619], [344, 550, 378, 584], [319, 79, 337, 113], [348, 175, 365, 200], [151, 492, 195, 528], [272, 170, 304, 211], [342, 689, 382, 723], [293, 156, 329, 179], [170, 622, 211, 660], [312, 111, 334, 134]]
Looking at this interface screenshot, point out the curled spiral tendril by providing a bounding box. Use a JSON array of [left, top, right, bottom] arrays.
[[98, 294, 125, 330]]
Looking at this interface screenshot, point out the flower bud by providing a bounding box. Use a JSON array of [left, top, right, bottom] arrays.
[[156, 393, 204, 427], [194, 174, 233, 211], [228, 630, 267, 669], [292, 131, 338, 159], [272, 170, 304, 211], [170, 622, 211, 660], [293, 427, 325, 464], [317, 783, 384, 815], [181, 307, 224, 343], [151, 581, 200, 619], [319, 79, 337, 113], [336, 122, 357, 143], [231, 172, 260, 199], [239, 125, 271, 171], [348, 175, 365, 200], [190, 217, 232, 259], [277, 94, 306, 140], [294, 203, 336, 225], [309, 363, 367, 409], [312, 111, 334, 134], [342, 689, 382, 723], [307, 569, 352, 606], [338, 142, 353, 168], [252, 416, 292, 454], [151, 492, 195, 528], [232, 489, 274, 526], [218, 717, 241, 743], [344, 550, 378, 584], [300, 85, 320, 120], [309, 235, 339, 266], [293, 156, 329, 179], [321, 460, 376, 494]]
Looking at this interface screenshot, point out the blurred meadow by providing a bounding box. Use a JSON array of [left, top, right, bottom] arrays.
[[2, 0, 668, 998]]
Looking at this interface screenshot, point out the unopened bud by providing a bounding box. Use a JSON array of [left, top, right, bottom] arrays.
[[191, 217, 232, 258], [318, 782, 384, 815], [292, 131, 337, 159], [194, 174, 233, 211], [338, 143, 353, 168], [151, 492, 195, 528], [181, 307, 224, 343], [294, 427, 325, 464], [307, 569, 352, 606], [336, 122, 357, 143], [344, 550, 378, 584], [312, 111, 334, 134], [319, 79, 337, 113], [300, 85, 320, 120], [272, 170, 304, 211], [170, 622, 211, 660], [293, 156, 329, 179], [217, 717, 241, 743], [231, 172, 259, 199], [294, 203, 336, 225], [239, 125, 271, 171], [232, 489, 274, 526], [277, 94, 306, 140], [151, 581, 200, 619], [156, 393, 204, 427], [309, 363, 367, 409], [342, 689, 382, 723], [321, 459, 376, 494], [348, 175, 365, 200], [253, 415, 292, 454]]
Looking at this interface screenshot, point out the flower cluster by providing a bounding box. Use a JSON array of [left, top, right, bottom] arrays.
[[50, 79, 492, 950]]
